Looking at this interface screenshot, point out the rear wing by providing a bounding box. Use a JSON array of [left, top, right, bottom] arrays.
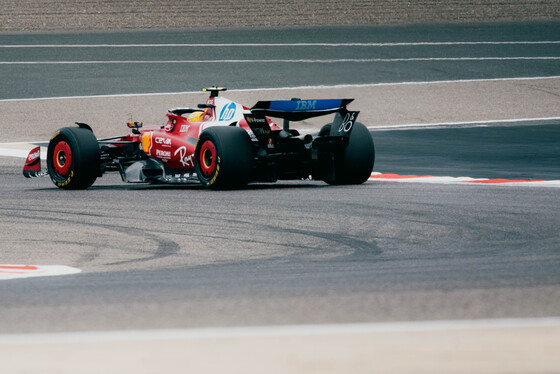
[[251, 99, 354, 121]]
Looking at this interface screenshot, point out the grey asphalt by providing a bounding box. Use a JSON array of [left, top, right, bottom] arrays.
[[1, 22, 559, 99], [373, 122, 560, 179], [0, 24, 559, 335], [1, 123, 559, 333]]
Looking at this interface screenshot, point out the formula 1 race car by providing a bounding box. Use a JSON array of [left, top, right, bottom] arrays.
[[23, 87, 374, 189]]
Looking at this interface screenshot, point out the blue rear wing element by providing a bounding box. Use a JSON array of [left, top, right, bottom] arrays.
[[251, 99, 354, 121]]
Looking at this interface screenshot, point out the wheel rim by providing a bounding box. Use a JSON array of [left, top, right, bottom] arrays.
[[53, 141, 72, 176], [199, 140, 217, 177]]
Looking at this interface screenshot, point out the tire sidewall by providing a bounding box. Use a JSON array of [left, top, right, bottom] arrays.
[[321, 122, 375, 185], [337, 122, 375, 184], [194, 131, 224, 188], [47, 127, 99, 189], [194, 126, 253, 189]]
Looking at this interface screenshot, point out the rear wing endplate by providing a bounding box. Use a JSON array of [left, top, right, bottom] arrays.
[[329, 111, 360, 138]]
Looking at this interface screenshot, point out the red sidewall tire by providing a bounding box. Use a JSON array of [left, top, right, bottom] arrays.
[[52, 141, 72, 177], [198, 140, 217, 178], [195, 126, 253, 189], [47, 127, 100, 189]]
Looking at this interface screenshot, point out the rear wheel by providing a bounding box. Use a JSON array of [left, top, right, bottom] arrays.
[[195, 126, 254, 189], [47, 127, 100, 189], [320, 122, 375, 185]]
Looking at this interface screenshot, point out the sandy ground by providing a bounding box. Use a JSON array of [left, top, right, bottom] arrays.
[[1, 323, 560, 374], [1, 77, 559, 143], [1, 0, 559, 32]]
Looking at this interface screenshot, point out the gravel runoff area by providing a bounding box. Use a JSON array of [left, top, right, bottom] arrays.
[[1, 0, 559, 32]]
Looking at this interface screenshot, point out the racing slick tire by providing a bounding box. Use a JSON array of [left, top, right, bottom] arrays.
[[47, 127, 100, 189], [319, 122, 375, 185], [195, 126, 254, 189]]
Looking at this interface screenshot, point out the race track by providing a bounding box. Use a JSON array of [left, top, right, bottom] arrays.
[[1, 23, 559, 373]]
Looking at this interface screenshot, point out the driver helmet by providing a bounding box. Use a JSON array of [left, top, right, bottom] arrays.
[[188, 111, 204, 122]]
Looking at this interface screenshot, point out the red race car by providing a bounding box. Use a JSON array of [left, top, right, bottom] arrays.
[[23, 87, 374, 189]]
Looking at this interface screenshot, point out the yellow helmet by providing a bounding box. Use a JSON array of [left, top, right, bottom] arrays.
[[188, 111, 204, 122]]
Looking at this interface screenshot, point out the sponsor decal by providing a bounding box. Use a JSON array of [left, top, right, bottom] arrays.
[[245, 114, 273, 149], [156, 149, 171, 158], [174, 146, 195, 168], [155, 137, 172, 147], [251, 126, 270, 136], [338, 112, 356, 133], [180, 124, 191, 133], [26, 149, 40, 164], [295, 100, 317, 110], [164, 119, 176, 132], [55, 170, 74, 188], [209, 156, 221, 186], [247, 116, 267, 124], [219, 102, 237, 121]]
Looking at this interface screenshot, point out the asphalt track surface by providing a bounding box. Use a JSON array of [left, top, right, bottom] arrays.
[[1, 23, 560, 373], [373, 122, 560, 179], [1, 22, 560, 99]]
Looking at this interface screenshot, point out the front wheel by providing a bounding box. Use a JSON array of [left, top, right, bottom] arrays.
[[47, 127, 100, 189], [195, 126, 254, 189], [320, 122, 375, 185]]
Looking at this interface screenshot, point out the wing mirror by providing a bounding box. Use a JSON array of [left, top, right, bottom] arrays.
[[127, 121, 143, 134]]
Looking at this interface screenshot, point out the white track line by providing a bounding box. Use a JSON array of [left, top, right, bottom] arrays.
[[369, 173, 560, 187], [370, 116, 560, 130], [2, 57, 559, 65], [1, 76, 559, 103], [1, 41, 559, 48], [1, 317, 559, 345]]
